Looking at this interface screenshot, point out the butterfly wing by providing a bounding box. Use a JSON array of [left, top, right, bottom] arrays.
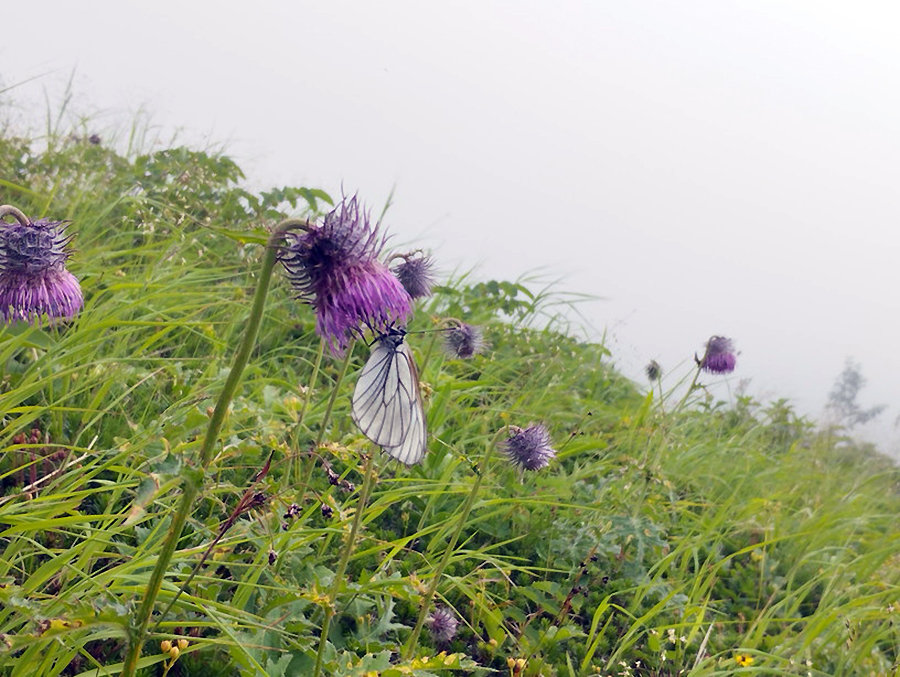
[[352, 333, 427, 464], [382, 342, 427, 465]]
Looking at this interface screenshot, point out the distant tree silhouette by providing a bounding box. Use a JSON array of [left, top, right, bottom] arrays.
[[826, 358, 886, 429]]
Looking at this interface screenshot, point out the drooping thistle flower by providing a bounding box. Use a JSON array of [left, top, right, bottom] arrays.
[[700, 335, 737, 374], [391, 250, 435, 299], [443, 322, 485, 359], [426, 606, 459, 645], [0, 207, 83, 324], [501, 423, 556, 471], [278, 196, 412, 353], [645, 359, 662, 381]]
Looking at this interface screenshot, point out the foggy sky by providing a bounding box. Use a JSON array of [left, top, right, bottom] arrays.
[[4, 1, 899, 452]]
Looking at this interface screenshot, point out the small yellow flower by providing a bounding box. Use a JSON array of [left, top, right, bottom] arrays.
[[734, 653, 754, 667], [177, 638, 189, 651], [168, 646, 180, 660], [160, 640, 172, 653]]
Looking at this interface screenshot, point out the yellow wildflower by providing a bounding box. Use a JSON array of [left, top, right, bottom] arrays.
[[734, 653, 754, 667]]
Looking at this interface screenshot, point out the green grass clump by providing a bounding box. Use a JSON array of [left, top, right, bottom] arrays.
[[0, 121, 898, 677]]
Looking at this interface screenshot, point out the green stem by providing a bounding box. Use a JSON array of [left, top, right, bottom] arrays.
[[672, 365, 703, 414], [418, 328, 440, 377], [312, 451, 375, 677], [288, 337, 326, 489], [300, 341, 355, 496], [401, 431, 500, 660], [50, 325, 68, 442], [654, 373, 666, 414], [316, 342, 355, 448], [120, 219, 310, 677]]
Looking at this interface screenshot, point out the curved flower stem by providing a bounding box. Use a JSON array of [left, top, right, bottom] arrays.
[[0, 205, 31, 226], [385, 248, 426, 265], [120, 218, 310, 677], [312, 451, 375, 677], [400, 430, 502, 660]]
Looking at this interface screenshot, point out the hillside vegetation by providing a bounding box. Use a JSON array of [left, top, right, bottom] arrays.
[[0, 122, 898, 677]]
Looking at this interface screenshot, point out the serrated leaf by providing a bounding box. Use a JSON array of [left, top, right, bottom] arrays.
[[264, 654, 293, 677]]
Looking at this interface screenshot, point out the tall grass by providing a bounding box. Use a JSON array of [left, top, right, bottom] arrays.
[[0, 117, 898, 677]]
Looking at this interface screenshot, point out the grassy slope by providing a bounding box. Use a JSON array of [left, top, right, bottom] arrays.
[[0, 128, 898, 676]]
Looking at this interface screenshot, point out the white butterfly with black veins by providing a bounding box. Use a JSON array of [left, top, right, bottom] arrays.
[[351, 327, 427, 465]]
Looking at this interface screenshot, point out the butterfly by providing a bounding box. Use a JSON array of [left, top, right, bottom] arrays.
[[351, 326, 427, 465]]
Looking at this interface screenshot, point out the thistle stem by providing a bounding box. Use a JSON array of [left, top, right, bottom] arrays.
[[654, 374, 666, 414], [0, 205, 31, 226], [120, 218, 310, 677], [316, 342, 356, 449], [300, 340, 355, 497], [401, 431, 501, 660], [312, 451, 375, 677], [673, 365, 703, 413], [418, 327, 441, 378], [288, 336, 326, 488]]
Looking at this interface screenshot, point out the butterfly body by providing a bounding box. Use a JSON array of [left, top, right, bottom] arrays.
[[352, 327, 427, 465]]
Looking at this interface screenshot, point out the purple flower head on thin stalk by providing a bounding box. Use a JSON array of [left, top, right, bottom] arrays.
[[279, 196, 412, 353], [501, 423, 556, 471], [700, 336, 737, 374], [427, 606, 459, 645], [0, 216, 83, 324], [392, 251, 435, 299], [443, 322, 485, 359]]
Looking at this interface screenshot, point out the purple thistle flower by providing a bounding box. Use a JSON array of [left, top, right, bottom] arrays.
[[0, 216, 83, 324], [427, 606, 459, 645], [279, 196, 412, 353], [501, 423, 556, 471], [443, 322, 484, 359], [700, 336, 737, 374], [392, 251, 435, 299]]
